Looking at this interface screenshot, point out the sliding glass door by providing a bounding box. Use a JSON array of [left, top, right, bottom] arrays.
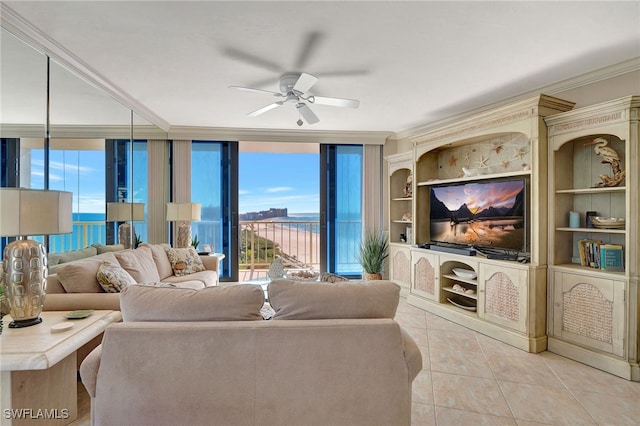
[[320, 144, 363, 277], [191, 141, 238, 281]]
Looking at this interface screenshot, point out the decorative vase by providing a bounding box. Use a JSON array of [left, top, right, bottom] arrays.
[[364, 272, 382, 281]]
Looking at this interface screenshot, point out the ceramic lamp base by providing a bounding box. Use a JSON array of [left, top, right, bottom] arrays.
[[118, 223, 132, 249], [2, 238, 47, 327], [176, 222, 192, 248]]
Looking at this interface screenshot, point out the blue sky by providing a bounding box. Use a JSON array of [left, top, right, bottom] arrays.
[[239, 152, 319, 214], [30, 148, 319, 215]]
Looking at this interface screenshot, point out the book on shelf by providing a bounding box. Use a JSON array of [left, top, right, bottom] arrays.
[[578, 239, 602, 267], [577, 239, 624, 271], [600, 244, 624, 272]]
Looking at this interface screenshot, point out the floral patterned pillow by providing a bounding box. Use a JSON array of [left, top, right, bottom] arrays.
[[97, 261, 136, 293], [167, 247, 205, 276]]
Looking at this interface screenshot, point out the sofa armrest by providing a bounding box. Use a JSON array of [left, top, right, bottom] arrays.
[[43, 293, 121, 311], [80, 344, 102, 398], [200, 255, 220, 273], [400, 327, 423, 381]]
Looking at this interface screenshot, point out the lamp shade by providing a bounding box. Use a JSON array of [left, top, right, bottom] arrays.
[[107, 202, 145, 222], [166, 203, 201, 221], [0, 188, 73, 237]]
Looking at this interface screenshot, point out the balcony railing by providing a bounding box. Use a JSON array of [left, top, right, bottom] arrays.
[[29, 219, 360, 279], [30, 221, 108, 253], [239, 219, 362, 280], [239, 220, 320, 280]]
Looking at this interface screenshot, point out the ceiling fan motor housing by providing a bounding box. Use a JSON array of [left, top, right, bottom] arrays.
[[280, 73, 303, 93]]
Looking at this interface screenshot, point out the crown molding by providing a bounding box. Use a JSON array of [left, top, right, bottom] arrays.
[[0, 124, 168, 140], [396, 57, 640, 141], [0, 3, 171, 132], [168, 126, 391, 145]]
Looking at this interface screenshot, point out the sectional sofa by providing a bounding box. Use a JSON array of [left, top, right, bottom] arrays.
[[44, 243, 219, 312]]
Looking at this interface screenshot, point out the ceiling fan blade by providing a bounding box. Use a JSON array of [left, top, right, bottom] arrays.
[[292, 72, 318, 94], [222, 47, 283, 73], [247, 101, 284, 117], [294, 31, 323, 69], [310, 96, 359, 108], [230, 86, 284, 97], [297, 103, 319, 124]]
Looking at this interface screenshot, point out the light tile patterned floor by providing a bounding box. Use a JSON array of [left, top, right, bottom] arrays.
[[394, 298, 640, 426]]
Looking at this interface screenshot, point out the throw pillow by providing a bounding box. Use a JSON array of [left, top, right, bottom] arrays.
[[268, 278, 400, 320], [166, 247, 205, 276], [96, 261, 136, 293], [119, 284, 265, 321], [114, 247, 161, 283]]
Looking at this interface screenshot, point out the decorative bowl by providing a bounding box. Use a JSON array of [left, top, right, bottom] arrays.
[[591, 217, 625, 229], [452, 268, 477, 280]]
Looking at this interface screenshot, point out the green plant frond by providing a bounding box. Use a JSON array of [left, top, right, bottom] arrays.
[[357, 230, 389, 274]]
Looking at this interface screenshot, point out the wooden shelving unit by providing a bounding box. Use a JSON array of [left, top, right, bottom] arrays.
[[545, 95, 639, 381]]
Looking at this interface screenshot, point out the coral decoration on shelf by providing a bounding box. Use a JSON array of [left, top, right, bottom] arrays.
[[585, 138, 625, 187]]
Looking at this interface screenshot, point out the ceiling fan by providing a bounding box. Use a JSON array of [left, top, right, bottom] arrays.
[[230, 72, 360, 126]]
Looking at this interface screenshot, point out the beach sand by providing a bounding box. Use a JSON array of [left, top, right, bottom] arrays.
[[250, 221, 319, 267], [239, 221, 319, 281]]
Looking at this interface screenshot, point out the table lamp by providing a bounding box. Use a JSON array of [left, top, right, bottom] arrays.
[[166, 202, 201, 248], [0, 188, 72, 328], [106, 202, 145, 249]]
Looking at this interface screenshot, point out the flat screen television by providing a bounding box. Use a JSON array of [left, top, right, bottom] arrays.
[[429, 178, 527, 252]]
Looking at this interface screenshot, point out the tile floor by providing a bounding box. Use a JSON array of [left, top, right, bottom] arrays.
[[394, 298, 640, 425]]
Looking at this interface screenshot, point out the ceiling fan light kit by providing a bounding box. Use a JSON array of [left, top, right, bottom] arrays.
[[231, 72, 359, 126]]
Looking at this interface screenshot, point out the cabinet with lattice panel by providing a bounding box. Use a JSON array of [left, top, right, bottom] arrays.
[[478, 262, 528, 333], [389, 245, 411, 296], [545, 95, 639, 381], [410, 250, 439, 301]]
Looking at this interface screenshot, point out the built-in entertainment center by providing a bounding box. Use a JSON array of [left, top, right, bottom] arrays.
[[387, 95, 639, 381]]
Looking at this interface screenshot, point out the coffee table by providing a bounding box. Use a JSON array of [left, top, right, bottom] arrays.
[[0, 310, 122, 425]]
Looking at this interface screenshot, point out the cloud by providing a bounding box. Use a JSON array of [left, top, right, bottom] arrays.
[[31, 159, 94, 174], [238, 189, 250, 195], [266, 186, 293, 193]]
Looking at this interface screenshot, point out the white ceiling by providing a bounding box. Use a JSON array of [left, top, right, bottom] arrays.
[[2, 1, 640, 136]]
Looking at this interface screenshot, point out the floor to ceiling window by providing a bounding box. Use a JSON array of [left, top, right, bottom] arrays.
[[191, 141, 237, 281], [321, 144, 363, 277]]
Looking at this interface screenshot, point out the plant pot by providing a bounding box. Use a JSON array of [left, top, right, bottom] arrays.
[[364, 272, 382, 281]]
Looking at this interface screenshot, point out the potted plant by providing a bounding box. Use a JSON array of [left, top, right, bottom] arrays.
[[357, 230, 389, 280]]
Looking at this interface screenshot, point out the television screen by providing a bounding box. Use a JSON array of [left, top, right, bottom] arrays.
[[429, 178, 526, 251]]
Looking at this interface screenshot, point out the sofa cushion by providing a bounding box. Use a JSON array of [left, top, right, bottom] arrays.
[[166, 247, 205, 276], [115, 247, 161, 283], [92, 243, 126, 254], [268, 279, 400, 320], [119, 284, 265, 322], [139, 243, 173, 280], [56, 252, 119, 293], [97, 261, 136, 293], [48, 246, 98, 267]]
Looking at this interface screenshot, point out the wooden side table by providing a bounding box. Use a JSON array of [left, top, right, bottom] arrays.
[[0, 310, 122, 425]]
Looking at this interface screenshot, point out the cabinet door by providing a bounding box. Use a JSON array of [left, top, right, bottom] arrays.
[[389, 245, 411, 291], [479, 263, 528, 332], [552, 271, 625, 357], [411, 251, 439, 301]]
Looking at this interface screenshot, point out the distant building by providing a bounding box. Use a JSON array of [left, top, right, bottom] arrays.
[[239, 208, 288, 221]]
